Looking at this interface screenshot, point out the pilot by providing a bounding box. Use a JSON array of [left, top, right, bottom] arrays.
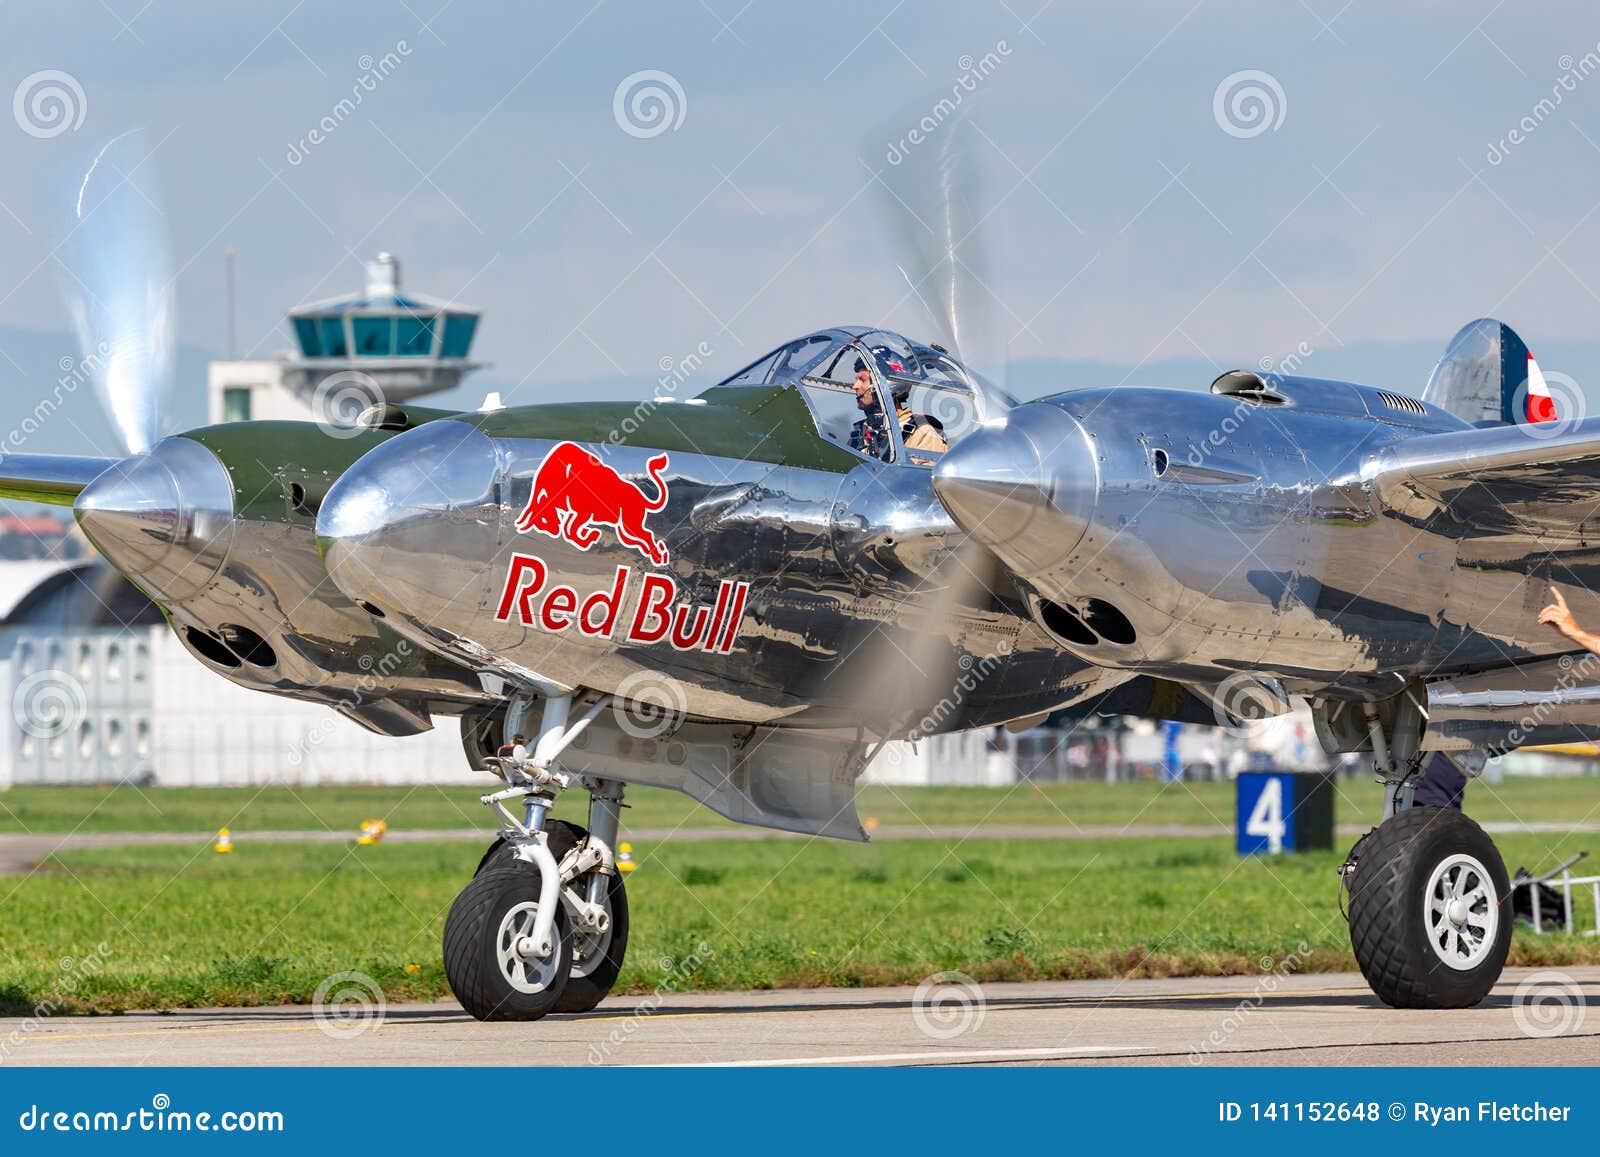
[[848, 359, 893, 460], [850, 350, 950, 464]]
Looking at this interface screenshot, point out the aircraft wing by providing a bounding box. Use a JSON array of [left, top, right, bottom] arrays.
[[0, 453, 120, 506], [1366, 419, 1600, 537]]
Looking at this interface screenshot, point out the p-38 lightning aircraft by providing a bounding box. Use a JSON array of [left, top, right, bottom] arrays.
[[7, 307, 1598, 1017], [10, 132, 1598, 1019]]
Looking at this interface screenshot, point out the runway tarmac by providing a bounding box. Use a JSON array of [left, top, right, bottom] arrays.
[[7, 968, 1599, 1066]]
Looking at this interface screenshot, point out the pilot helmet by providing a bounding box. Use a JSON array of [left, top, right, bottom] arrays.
[[869, 345, 913, 405], [869, 344, 908, 376]]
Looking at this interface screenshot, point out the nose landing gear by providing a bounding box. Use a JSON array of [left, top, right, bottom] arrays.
[[443, 692, 631, 1021]]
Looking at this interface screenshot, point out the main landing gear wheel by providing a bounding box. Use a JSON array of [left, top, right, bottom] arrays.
[[443, 867, 573, 1021], [1347, 806, 1512, 1010], [472, 820, 630, 1013]]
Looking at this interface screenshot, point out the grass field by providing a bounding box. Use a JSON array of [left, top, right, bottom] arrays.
[[4, 773, 1600, 836], [3, 778, 1600, 1012]]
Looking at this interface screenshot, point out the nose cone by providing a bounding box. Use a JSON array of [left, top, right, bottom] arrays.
[[318, 419, 500, 622], [931, 403, 1098, 577], [74, 436, 234, 603]]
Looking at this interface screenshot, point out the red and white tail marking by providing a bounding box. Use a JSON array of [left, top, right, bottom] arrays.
[[1526, 350, 1557, 423]]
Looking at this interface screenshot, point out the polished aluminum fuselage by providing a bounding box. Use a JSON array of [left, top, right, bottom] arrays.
[[76, 370, 1600, 745], [312, 373, 1600, 738]]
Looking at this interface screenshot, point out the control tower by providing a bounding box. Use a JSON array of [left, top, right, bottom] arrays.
[[207, 252, 483, 424]]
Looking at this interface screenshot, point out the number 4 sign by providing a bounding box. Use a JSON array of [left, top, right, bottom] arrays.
[[1235, 771, 1336, 855]]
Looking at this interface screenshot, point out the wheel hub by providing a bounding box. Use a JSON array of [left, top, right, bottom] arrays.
[[497, 901, 561, 994], [1424, 852, 1499, 971]]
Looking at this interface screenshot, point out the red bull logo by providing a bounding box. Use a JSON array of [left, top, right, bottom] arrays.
[[501, 442, 749, 653], [494, 554, 749, 654], [515, 442, 671, 565]]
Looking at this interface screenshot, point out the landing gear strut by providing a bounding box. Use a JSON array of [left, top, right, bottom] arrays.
[[443, 692, 630, 1021], [1337, 686, 1511, 1008]]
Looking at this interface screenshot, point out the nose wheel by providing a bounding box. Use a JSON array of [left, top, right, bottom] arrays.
[[1346, 805, 1512, 1009], [473, 819, 630, 1013], [443, 867, 574, 1020]]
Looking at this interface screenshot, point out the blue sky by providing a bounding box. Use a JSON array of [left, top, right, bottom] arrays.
[[5, 0, 1600, 450]]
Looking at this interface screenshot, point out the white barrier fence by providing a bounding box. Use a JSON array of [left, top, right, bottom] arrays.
[[1516, 867, 1600, 937], [0, 625, 473, 789]]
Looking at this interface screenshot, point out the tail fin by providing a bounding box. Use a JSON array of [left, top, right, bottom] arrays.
[[1422, 317, 1557, 427]]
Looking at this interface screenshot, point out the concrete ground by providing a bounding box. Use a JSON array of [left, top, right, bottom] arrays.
[[6, 968, 1598, 1067]]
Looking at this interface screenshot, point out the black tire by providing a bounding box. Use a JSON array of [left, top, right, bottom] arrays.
[[471, 821, 628, 1013], [443, 867, 572, 1021], [1347, 806, 1512, 1009]]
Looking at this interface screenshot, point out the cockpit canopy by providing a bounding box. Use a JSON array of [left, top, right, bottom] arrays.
[[710, 326, 1014, 466]]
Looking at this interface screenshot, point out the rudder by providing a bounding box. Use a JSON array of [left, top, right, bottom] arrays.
[[1422, 317, 1555, 427]]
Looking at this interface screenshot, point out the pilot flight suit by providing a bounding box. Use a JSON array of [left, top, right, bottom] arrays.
[[849, 405, 894, 460], [899, 410, 948, 461], [851, 407, 947, 462]]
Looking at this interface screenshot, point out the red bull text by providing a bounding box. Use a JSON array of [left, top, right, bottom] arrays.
[[495, 555, 749, 654]]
